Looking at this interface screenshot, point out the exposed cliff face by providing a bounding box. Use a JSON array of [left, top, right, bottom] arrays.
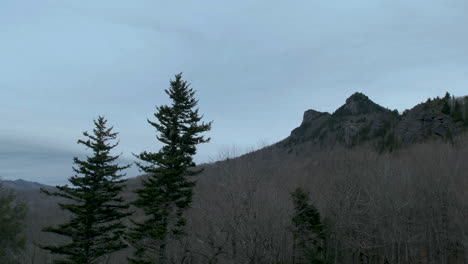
[[397, 104, 453, 144], [285, 93, 468, 151], [287, 93, 399, 149], [290, 110, 331, 141]]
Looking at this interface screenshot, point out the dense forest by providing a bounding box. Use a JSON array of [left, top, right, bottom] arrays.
[[1, 75, 468, 264]]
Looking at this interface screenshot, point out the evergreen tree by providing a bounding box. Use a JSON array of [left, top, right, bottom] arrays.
[[41, 116, 130, 264], [441, 92, 451, 115], [0, 180, 27, 263], [128, 73, 212, 264], [444, 91, 451, 100], [290, 188, 327, 264]]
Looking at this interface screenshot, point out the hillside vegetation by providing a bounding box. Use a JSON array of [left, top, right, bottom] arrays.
[[4, 92, 468, 264]]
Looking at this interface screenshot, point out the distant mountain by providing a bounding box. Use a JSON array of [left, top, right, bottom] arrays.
[[284, 92, 468, 151], [2, 179, 49, 190]]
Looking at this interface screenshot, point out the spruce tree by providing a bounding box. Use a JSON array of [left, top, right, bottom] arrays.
[[0, 180, 27, 264], [41, 116, 130, 264], [290, 188, 327, 264], [128, 73, 211, 264]]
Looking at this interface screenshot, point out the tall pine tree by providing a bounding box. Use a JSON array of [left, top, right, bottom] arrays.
[[128, 73, 211, 264], [41, 116, 130, 264], [291, 188, 327, 264]]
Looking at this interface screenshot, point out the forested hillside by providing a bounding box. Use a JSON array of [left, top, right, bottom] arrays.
[[3, 92, 468, 264]]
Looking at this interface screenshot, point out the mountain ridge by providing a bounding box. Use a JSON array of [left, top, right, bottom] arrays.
[[2, 179, 49, 190], [285, 92, 468, 151]]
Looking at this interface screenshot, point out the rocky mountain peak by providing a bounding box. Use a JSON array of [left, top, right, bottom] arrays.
[[334, 92, 387, 116], [346, 92, 369, 103], [284, 92, 468, 152], [302, 109, 329, 124]]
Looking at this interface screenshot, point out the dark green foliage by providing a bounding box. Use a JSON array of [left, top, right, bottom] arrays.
[[464, 97, 468, 126], [438, 93, 466, 124], [441, 93, 451, 115], [0, 181, 27, 263], [444, 91, 451, 100], [128, 73, 212, 264], [452, 99, 463, 122], [291, 188, 327, 264], [441, 101, 451, 115], [41, 116, 130, 264], [430, 93, 468, 126]]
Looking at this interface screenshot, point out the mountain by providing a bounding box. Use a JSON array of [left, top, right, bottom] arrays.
[[284, 92, 468, 151], [8, 92, 468, 264], [2, 179, 48, 190]]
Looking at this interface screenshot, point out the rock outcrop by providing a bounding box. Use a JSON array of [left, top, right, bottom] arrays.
[[285, 92, 468, 151]]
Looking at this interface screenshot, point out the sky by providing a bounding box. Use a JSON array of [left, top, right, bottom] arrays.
[[1, 0, 468, 185]]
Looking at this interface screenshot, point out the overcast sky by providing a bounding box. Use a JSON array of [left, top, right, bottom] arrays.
[[1, 0, 468, 185]]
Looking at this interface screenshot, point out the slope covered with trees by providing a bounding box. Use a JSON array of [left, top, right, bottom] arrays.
[[5, 91, 468, 264]]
